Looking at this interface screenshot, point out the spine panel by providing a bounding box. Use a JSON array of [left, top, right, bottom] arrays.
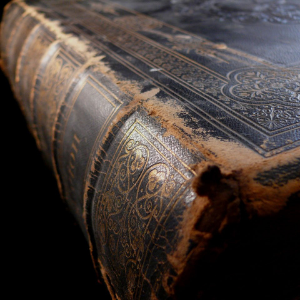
[[1, 2, 25, 76], [6, 13, 38, 84], [86, 109, 198, 300], [15, 25, 54, 123]]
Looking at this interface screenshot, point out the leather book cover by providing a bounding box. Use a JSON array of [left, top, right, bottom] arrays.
[[1, 1, 299, 299]]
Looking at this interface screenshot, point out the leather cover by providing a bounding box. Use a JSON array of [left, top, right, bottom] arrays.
[[1, 1, 300, 299]]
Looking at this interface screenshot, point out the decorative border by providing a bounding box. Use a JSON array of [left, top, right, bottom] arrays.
[[41, 1, 300, 156]]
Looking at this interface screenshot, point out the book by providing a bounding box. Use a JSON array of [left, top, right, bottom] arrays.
[[1, 0, 299, 299]]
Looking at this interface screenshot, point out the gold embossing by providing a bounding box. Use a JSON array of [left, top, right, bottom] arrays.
[[92, 121, 194, 298]]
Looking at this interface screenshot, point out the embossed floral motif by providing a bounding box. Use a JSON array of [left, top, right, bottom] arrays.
[[229, 69, 300, 104], [221, 68, 300, 131], [243, 104, 300, 130]]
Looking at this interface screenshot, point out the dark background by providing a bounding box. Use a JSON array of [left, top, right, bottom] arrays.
[[1, 1, 110, 298]]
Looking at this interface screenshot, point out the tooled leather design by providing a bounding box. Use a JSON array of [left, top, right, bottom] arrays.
[[37, 0, 300, 156], [88, 113, 197, 299], [4, 1, 300, 299], [222, 68, 300, 131]]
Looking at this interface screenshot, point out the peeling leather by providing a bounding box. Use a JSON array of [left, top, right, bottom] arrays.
[[1, 1, 300, 299]]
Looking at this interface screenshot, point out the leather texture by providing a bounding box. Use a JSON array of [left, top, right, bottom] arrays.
[[1, 1, 299, 299]]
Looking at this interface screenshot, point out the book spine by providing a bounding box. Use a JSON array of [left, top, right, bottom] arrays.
[[8, 1, 297, 300], [1, 1, 112, 231], [1, 3, 223, 299]]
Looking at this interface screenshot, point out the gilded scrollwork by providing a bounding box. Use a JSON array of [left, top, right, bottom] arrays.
[[117, 139, 149, 193], [93, 131, 190, 298], [95, 139, 176, 250]]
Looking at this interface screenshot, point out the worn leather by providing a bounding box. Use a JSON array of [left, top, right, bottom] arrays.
[[1, 1, 300, 299]]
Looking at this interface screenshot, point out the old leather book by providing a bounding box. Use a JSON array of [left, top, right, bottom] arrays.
[[1, 0, 300, 299]]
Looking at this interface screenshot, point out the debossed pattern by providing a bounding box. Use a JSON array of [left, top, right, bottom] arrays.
[[222, 68, 300, 130], [48, 1, 300, 155], [92, 122, 194, 299]]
